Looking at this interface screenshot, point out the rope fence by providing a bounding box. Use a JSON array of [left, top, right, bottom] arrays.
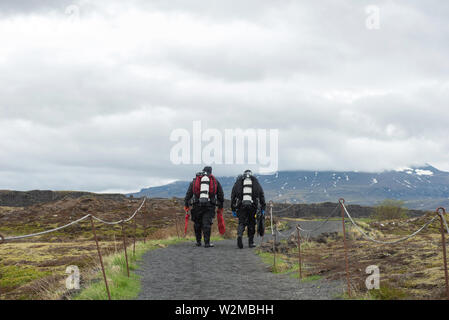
[[2, 215, 92, 241], [0, 197, 147, 300], [296, 204, 339, 234], [267, 198, 449, 299], [3, 197, 146, 241], [2, 196, 449, 300], [341, 202, 438, 244], [271, 203, 297, 214]]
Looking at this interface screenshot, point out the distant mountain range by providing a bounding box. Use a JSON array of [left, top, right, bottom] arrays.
[[129, 165, 449, 210]]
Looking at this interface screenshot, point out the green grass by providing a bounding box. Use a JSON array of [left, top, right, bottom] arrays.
[[256, 251, 285, 273], [256, 248, 323, 282], [297, 274, 322, 282], [365, 286, 408, 300], [255, 251, 275, 265], [74, 237, 190, 300], [289, 273, 322, 282], [256, 250, 305, 275], [0, 265, 51, 290], [339, 283, 409, 300]]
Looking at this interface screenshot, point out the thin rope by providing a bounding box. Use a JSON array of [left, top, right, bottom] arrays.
[[296, 204, 340, 233], [4, 215, 91, 240], [2, 198, 146, 242], [342, 203, 438, 244], [271, 203, 296, 214]]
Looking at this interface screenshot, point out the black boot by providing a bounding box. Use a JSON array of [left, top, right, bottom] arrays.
[[195, 237, 202, 246], [194, 223, 202, 247], [237, 236, 243, 249], [203, 225, 213, 248], [248, 237, 256, 248]]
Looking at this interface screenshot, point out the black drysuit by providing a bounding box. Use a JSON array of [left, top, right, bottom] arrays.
[[231, 175, 266, 244], [184, 178, 224, 244]]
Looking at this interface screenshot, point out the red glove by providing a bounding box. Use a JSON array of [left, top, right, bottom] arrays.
[[217, 208, 225, 235], [184, 206, 190, 213], [184, 213, 190, 235]]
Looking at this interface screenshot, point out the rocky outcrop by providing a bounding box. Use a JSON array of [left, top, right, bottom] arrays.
[[0, 190, 126, 207]]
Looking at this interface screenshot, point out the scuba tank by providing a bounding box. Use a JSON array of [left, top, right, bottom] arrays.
[[241, 170, 253, 207], [199, 172, 211, 205]]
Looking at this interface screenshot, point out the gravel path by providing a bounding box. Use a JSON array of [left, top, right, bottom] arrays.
[[137, 221, 344, 300]]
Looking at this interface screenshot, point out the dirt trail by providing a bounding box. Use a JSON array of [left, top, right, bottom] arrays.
[[137, 222, 344, 300]]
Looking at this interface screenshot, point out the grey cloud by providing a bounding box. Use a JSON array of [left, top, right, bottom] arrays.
[[0, 0, 83, 16], [0, 0, 448, 192]]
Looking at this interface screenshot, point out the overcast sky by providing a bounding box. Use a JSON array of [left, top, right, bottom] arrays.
[[0, 0, 448, 193]]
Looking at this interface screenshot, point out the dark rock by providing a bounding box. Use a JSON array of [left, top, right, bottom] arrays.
[[312, 232, 339, 244], [0, 190, 126, 207]]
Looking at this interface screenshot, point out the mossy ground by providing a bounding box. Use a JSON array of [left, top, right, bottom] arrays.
[[256, 216, 449, 300], [0, 197, 237, 300], [0, 241, 112, 299]]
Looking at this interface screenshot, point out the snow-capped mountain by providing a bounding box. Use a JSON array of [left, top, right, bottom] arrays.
[[130, 165, 449, 210]]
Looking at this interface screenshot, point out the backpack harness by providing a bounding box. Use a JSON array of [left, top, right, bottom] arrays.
[[193, 172, 218, 205], [241, 176, 253, 207]]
